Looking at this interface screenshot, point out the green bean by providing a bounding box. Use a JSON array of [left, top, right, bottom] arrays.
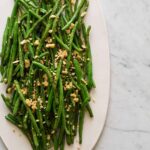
[[36, 24, 51, 55], [71, 77, 81, 90], [27, 12, 31, 33], [36, 101, 47, 148], [32, 61, 53, 84], [3, 38, 12, 66], [55, 60, 62, 88], [52, 5, 66, 34], [73, 59, 83, 82], [67, 21, 79, 69], [3, 1, 18, 64], [41, 2, 47, 12], [12, 91, 19, 106], [65, 0, 73, 17], [7, 20, 18, 84], [60, 137, 65, 150], [53, 78, 63, 129], [38, 52, 49, 59], [1, 17, 10, 65], [86, 26, 95, 89], [79, 107, 85, 144], [19, 13, 28, 22], [19, 0, 37, 12], [14, 80, 40, 135], [54, 133, 59, 150], [19, 0, 30, 9], [81, 22, 87, 42], [86, 103, 93, 117], [62, 0, 85, 30], [13, 98, 20, 115], [74, 33, 81, 47], [19, 0, 47, 26], [5, 113, 35, 149], [8, 114, 22, 125], [21, 25, 26, 38], [36, 102, 44, 130], [0, 65, 4, 75], [58, 125, 65, 145], [73, 106, 79, 136], [20, 103, 26, 115], [12, 65, 20, 76], [18, 31, 24, 77], [25, 0, 38, 8], [3, 36, 12, 65], [72, 43, 82, 52], [40, 85, 46, 107], [54, 35, 70, 50], [79, 83, 90, 105], [46, 88, 53, 112], [23, 112, 28, 129], [66, 133, 72, 145], [29, 9, 46, 26], [67, 117, 74, 144], [10, 0, 18, 36], [74, 0, 79, 11], [36, 0, 61, 55], [69, 22, 79, 50], [5, 114, 18, 125], [31, 125, 39, 148], [26, 9, 52, 38], [62, 107, 70, 135], [1, 94, 12, 111]]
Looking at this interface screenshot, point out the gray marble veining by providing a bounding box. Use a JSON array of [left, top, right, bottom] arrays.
[[95, 0, 150, 150]]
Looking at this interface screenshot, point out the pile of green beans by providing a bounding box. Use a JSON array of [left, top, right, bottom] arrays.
[[0, 0, 95, 149]]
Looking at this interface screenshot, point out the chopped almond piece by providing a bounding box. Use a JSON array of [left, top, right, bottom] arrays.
[[71, 0, 75, 5], [7, 87, 12, 94], [25, 99, 32, 107], [81, 11, 87, 17], [21, 87, 28, 95], [43, 74, 48, 81], [24, 59, 30, 68], [70, 93, 76, 98], [37, 81, 41, 86], [46, 43, 56, 48], [45, 37, 52, 43], [20, 39, 29, 45], [81, 44, 86, 49], [43, 81, 49, 87], [73, 97, 79, 103], [70, 23, 75, 29], [58, 50, 68, 59], [23, 44, 28, 52], [50, 15, 56, 18], [62, 69, 68, 74], [34, 40, 40, 46]]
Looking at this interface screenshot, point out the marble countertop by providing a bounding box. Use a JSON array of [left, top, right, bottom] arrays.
[[95, 0, 150, 150], [1, 0, 150, 150]]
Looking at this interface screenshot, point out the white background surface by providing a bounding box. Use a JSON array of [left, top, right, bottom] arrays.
[[1, 0, 150, 150], [95, 0, 150, 150]]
